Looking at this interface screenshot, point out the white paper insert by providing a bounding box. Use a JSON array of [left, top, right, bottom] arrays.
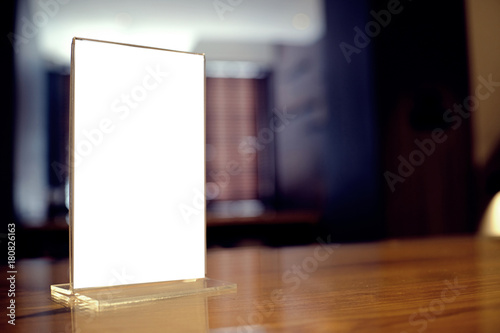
[[71, 38, 205, 289]]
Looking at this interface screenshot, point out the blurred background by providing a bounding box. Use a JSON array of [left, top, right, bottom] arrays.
[[1, 0, 500, 258]]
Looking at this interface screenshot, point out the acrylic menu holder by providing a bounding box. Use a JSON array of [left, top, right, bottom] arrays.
[[51, 38, 235, 311]]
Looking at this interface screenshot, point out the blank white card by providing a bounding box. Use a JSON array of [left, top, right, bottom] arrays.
[[70, 38, 205, 289]]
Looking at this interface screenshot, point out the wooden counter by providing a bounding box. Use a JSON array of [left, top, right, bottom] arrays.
[[2, 236, 500, 332]]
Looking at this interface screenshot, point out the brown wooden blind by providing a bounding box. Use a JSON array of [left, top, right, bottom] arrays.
[[206, 78, 260, 201]]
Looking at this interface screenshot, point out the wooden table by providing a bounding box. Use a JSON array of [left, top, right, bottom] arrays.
[[2, 236, 500, 332]]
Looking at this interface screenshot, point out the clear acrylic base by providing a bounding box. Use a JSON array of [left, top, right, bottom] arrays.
[[51, 278, 236, 311]]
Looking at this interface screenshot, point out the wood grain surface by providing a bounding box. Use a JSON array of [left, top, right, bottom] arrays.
[[2, 236, 500, 332]]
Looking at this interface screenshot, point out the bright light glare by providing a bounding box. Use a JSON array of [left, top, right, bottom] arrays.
[[480, 192, 500, 236], [72, 38, 205, 289], [39, 27, 195, 65]]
